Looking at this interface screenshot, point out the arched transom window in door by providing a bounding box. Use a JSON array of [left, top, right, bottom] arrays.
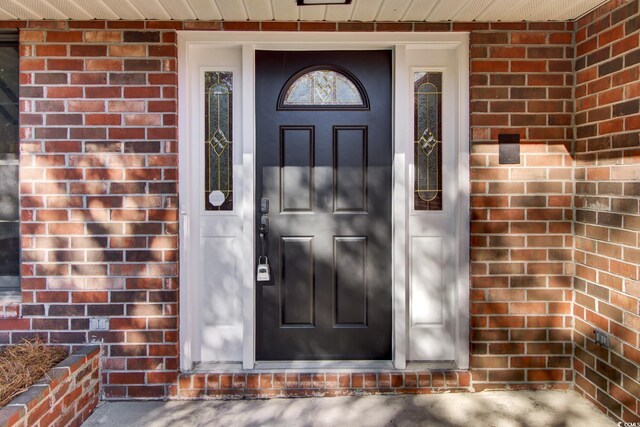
[[278, 66, 369, 110]]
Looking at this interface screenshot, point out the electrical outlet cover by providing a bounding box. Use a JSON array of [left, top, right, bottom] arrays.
[[89, 317, 109, 331], [595, 329, 609, 348]]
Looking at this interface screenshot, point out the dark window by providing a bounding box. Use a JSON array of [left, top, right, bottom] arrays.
[[0, 33, 19, 291], [204, 71, 233, 211], [414, 71, 442, 211]]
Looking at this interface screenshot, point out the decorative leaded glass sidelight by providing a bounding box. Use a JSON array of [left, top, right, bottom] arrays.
[[414, 72, 442, 211], [279, 67, 368, 109], [205, 71, 233, 211]]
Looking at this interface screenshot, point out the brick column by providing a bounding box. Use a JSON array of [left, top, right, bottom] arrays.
[[469, 22, 575, 390], [18, 21, 179, 399]]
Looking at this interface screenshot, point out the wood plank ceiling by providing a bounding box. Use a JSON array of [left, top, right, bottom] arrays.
[[0, 0, 610, 21]]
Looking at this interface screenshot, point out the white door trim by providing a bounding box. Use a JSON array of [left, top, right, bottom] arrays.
[[240, 44, 256, 369], [393, 44, 408, 370], [178, 32, 470, 371]]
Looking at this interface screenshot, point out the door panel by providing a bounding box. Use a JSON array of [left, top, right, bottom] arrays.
[[334, 236, 367, 326], [256, 50, 392, 360], [334, 127, 367, 213], [410, 236, 443, 326], [280, 237, 314, 326], [280, 127, 314, 212]]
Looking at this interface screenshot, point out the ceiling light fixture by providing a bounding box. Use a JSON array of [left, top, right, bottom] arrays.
[[296, 0, 352, 5]]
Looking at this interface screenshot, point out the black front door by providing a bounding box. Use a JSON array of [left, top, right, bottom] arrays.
[[255, 50, 392, 360]]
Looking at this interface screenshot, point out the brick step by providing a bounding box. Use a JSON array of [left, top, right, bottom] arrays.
[[172, 370, 472, 399]]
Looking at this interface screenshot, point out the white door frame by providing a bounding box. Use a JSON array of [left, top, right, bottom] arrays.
[[178, 32, 470, 371]]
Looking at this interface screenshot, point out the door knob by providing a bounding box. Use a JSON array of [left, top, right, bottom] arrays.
[[260, 197, 269, 214]]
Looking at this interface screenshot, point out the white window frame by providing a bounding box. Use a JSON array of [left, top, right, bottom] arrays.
[[178, 32, 470, 371]]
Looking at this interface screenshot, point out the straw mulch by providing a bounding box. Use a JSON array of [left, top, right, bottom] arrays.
[[0, 338, 68, 407]]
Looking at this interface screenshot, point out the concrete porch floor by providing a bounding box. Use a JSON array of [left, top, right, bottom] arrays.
[[83, 390, 615, 427]]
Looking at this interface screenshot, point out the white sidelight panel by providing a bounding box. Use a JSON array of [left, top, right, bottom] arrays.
[[405, 46, 464, 363], [179, 43, 244, 368], [410, 236, 443, 326], [409, 235, 455, 361], [201, 236, 242, 361]]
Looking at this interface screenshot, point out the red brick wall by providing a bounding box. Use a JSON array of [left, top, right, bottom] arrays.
[[14, 21, 180, 399], [469, 22, 575, 390], [573, 0, 640, 422], [2, 19, 576, 398], [0, 11, 625, 404]]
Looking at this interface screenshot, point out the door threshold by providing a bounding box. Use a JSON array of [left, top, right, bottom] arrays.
[[253, 361, 395, 372], [192, 360, 457, 373], [193, 361, 394, 372], [406, 361, 457, 370]]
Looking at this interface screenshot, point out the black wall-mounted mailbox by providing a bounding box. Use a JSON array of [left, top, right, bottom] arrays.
[[499, 133, 520, 164]]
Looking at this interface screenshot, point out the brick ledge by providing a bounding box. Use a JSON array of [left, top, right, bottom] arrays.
[[0, 345, 101, 427]]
